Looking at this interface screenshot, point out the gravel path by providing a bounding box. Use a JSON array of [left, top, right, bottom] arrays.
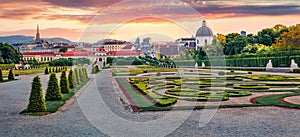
[[1, 71, 300, 137]]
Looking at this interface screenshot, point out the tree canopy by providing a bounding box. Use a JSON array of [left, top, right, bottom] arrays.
[[0, 43, 21, 64]]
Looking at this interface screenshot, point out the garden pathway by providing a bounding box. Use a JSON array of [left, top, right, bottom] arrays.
[[1, 71, 300, 136]]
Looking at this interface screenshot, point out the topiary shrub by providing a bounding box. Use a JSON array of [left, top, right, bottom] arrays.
[[248, 71, 252, 74], [45, 67, 49, 75], [68, 69, 74, 89], [46, 73, 62, 101], [60, 71, 70, 94], [91, 65, 100, 74], [230, 69, 234, 73], [8, 69, 14, 80], [27, 76, 46, 112], [0, 68, 3, 81], [218, 71, 225, 76], [156, 72, 161, 76]]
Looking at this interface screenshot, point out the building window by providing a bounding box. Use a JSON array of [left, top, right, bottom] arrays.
[[205, 39, 207, 44]]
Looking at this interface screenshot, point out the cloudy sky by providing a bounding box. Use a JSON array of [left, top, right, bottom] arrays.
[[0, 0, 299, 42]]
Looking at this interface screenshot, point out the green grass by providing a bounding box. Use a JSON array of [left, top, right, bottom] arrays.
[[255, 93, 300, 108], [20, 78, 91, 115]]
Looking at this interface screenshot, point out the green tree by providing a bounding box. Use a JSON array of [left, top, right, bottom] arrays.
[[8, 68, 14, 80], [68, 69, 74, 89], [0, 43, 21, 64], [27, 76, 46, 112], [44, 67, 49, 75], [59, 47, 68, 52], [45, 73, 62, 101], [0, 68, 3, 81], [60, 71, 70, 94], [224, 33, 247, 55]]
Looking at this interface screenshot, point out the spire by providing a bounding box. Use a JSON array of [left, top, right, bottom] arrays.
[[37, 24, 39, 33], [35, 24, 41, 43], [202, 20, 207, 26]]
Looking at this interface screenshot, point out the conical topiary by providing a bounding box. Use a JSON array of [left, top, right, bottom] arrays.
[[8, 68, 14, 80], [60, 71, 70, 93], [45, 73, 62, 101], [68, 69, 74, 89], [0, 68, 3, 81], [45, 67, 49, 75], [27, 76, 46, 112]]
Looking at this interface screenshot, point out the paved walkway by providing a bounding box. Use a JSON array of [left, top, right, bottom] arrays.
[[1, 71, 300, 136]]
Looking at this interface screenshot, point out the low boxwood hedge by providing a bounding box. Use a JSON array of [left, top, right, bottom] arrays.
[[233, 84, 270, 89]]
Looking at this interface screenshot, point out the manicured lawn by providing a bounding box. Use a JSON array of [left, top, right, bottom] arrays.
[[115, 71, 300, 112]]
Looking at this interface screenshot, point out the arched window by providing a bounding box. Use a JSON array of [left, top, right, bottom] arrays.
[[205, 39, 208, 44]]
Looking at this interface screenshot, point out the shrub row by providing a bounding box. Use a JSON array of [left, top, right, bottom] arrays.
[[27, 68, 89, 112]]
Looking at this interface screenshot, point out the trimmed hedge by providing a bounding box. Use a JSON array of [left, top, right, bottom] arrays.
[[60, 71, 70, 93], [0, 68, 3, 81], [45, 73, 62, 101], [233, 84, 270, 90], [27, 76, 46, 112], [8, 69, 14, 80]]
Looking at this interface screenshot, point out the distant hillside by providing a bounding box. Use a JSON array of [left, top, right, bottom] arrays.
[[43, 37, 72, 43], [0, 35, 72, 44], [0, 35, 34, 44]]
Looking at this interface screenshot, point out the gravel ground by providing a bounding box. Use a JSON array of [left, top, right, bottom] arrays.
[[1, 71, 300, 137]]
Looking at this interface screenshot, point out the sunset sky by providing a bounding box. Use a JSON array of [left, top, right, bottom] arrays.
[[0, 0, 299, 42]]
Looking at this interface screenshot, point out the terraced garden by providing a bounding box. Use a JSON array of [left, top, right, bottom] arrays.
[[114, 69, 300, 112]]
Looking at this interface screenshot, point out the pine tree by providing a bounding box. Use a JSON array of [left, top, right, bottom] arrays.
[[45, 73, 62, 101], [49, 67, 52, 73], [0, 68, 3, 81], [52, 67, 55, 73], [68, 69, 74, 89], [60, 71, 70, 93], [55, 67, 58, 73], [8, 69, 14, 80], [45, 67, 49, 75], [27, 76, 46, 112]]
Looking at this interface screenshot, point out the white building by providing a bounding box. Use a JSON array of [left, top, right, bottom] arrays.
[[195, 20, 214, 49]]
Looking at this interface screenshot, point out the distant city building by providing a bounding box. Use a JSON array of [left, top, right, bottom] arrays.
[[176, 20, 214, 50], [195, 20, 213, 48], [142, 37, 152, 46], [175, 37, 196, 49], [134, 37, 140, 45], [241, 31, 247, 36], [100, 39, 130, 52]]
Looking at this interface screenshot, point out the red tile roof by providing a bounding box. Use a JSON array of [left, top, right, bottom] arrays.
[[56, 51, 93, 56], [22, 52, 55, 56], [97, 47, 105, 51], [106, 51, 139, 56]]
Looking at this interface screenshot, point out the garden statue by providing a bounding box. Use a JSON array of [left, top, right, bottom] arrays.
[[266, 60, 273, 70], [195, 62, 198, 69], [201, 62, 205, 68], [290, 59, 298, 69]]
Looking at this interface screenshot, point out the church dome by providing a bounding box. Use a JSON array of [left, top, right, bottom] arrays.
[[196, 20, 213, 37]]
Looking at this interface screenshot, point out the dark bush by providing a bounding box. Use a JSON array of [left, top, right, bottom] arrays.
[[218, 71, 225, 76], [45, 67, 49, 74], [8, 69, 14, 80], [0, 68, 3, 81], [248, 71, 252, 74]]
